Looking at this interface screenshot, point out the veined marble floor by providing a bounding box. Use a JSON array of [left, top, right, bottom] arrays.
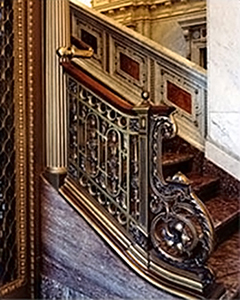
[[40, 177, 181, 300], [40, 176, 240, 299]]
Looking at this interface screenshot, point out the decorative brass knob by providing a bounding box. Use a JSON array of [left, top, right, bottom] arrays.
[[56, 45, 93, 59]]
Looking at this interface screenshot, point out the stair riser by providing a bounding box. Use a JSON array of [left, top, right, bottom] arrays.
[[194, 181, 219, 202], [163, 160, 193, 178], [215, 214, 240, 245]]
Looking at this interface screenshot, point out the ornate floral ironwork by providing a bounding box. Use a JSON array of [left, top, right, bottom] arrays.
[[130, 135, 140, 220], [67, 76, 142, 233], [66, 71, 215, 286], [149, 113, 214, 267], [129, 221, 148, 249]]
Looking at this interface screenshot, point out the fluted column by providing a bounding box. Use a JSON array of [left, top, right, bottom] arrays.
[[45, 0, 70, 175]]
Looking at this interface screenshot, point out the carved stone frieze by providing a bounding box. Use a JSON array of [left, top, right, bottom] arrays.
[[113, 41, 148, 89], [73, 14, 104, 69]]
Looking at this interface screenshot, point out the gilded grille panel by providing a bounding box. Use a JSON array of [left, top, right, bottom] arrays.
[[0, 0, 17, 287], [67, 75, 147, 237]]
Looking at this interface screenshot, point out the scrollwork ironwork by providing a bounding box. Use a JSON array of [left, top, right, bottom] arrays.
[[149, 113, 214, 268], [129, 221, 148, 249], [130, 135, 140, 220], [67, 75, 142, 233]]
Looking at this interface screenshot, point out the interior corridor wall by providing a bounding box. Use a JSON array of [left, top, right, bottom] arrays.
[[206, 0, 240, 180]]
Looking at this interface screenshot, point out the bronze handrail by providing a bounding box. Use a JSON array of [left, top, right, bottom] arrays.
[[62, 62, 136, 115]]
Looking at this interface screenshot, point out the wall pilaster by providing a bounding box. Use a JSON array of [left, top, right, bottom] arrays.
[[45, 0, 70, 177]]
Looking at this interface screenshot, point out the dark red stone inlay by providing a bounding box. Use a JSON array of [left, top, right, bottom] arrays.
[[120, 53, 140, 81], [167, 81, 192, 114]]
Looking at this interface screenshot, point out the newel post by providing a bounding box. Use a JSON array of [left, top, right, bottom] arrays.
[[133, 94, 150, 231]]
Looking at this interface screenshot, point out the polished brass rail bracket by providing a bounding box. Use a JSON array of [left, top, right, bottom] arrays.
[[57, 45, 94, 59], [44, 42, 93, 190]]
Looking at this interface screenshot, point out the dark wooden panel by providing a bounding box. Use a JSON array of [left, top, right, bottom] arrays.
[[167, 81, 192, 114], [120, 53, 140, 81], [71, 35, 92, 50], [81, 29, 97, 54]]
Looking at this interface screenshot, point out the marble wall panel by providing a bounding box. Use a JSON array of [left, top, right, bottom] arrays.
[[207, 0, 240, 179], [151, 20, 187, 58]]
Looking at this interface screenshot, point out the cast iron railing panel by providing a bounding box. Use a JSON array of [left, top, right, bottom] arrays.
[[59, 58, 219, 297], [149, 112, 214, 267], [64, 62, 214, 269], [67, 74, 148, 237]]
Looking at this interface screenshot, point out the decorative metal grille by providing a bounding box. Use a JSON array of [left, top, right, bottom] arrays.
[[67, 75, 146, 237], [65, 69, 214, 267], [0, 0, 17, 287]]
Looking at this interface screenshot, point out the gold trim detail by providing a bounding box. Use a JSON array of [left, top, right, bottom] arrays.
[[27, 0, 35, 297], [0, 0, 37, 297], [0, 0, 27, 296], [57, 45, 94, 59]]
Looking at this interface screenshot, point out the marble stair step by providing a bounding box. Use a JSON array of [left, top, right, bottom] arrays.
[[187, 173, 220, 201], [162, 136, 187, 153], [162, 152, 194, 177], [205, 196, 240, 243]]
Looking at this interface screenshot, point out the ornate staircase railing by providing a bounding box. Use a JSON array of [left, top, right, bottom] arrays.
[[70, 0, 207, 152], [59, 60, 220, 299], [149, 109, 214, 267]]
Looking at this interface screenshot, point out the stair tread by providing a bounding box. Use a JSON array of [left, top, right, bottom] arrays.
[[162, 152, 193, 166], [188, 173, 219, 190], [205, 196, 240, 230], [187, 173, 219, 199]]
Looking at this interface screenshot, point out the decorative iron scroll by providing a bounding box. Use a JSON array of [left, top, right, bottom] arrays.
[[67, 75, 145, 238], [149, 113, 214, 267], [66, 70, 214, 266]]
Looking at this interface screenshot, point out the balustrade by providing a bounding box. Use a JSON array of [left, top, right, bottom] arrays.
[[70, 0, 207, 152], [60, 59, 215, 298]]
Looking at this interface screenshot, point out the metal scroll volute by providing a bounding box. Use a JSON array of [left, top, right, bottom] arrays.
[[56, 45, 94, 60]]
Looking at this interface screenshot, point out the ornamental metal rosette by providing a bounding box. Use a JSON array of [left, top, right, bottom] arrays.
[[149, 112, 215, 268]]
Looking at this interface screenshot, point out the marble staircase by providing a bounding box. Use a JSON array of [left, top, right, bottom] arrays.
[[57, 59, 239, 298], [162, 135, 240, 297], [41, 134, 240, 299]]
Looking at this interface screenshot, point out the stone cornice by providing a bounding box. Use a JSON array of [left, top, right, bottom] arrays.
[[92, 0, 206, 16]]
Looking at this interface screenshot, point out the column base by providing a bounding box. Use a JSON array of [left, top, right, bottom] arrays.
[[43, 169, 67, 190]]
